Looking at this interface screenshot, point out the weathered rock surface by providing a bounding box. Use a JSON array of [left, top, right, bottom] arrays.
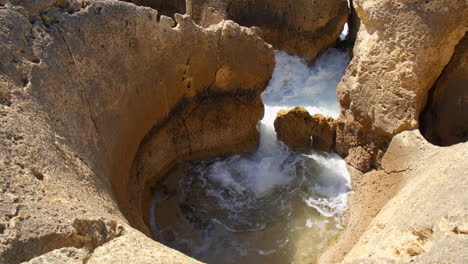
[[336, 0, 467, 171], [274, 107, 313, 150], [345, 130, 468, 263], [319, 130, 468, 263], [187, 0, 348, 63], [309, 114, 337, 153], [0, 0, 274, 263], [420, 34, 468, 146], [274, 107, 336, 152], [122, 0, 186, 17]]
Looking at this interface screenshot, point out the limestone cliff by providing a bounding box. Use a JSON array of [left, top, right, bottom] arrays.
[[0, 0, 274, 262], [187, 0, 348, 63], [335, 0, 467, 171]]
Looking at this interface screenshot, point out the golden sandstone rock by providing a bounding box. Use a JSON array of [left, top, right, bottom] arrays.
[[274, 107, 336, 153], [186, 0, 348, 63], [1, 0, 467, 263], [335, 0, 466, 171], [0, 1, 273, 262]]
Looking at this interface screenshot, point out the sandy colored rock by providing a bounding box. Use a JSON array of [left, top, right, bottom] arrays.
[[319, 130, 468, 263], [21, 247, 89, 264], [335, 0, 467, 171], [420, 34, 468, 146], [0, 0, 273, 262], [309, 114, 336, 153], [343, 130, 468, 263], [344, 146, 371, 172], [187, 0, 348, 63], [274, 107, 336, 152], [274, 107, 313, 150], [86, 228, 201, 264], [122, 0, 186, 17], [317, 167, 403, 264]]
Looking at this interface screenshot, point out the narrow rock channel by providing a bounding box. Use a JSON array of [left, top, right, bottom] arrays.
[[150, 49, 351, 263]]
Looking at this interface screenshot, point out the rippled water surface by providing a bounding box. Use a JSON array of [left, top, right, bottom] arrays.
[[150, 49, 351, 264]]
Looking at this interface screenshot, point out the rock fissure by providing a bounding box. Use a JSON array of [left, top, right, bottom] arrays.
[[55, 27, 101, 137]]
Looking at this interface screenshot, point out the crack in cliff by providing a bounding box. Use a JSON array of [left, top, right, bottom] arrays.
[[56, 27, 101, 138], [384, 167, 412, 174]]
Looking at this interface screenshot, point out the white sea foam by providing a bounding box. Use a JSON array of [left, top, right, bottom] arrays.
[[150, 48, 351, 264], [340, 23, 349, 40], [262, 49, 349, 118]]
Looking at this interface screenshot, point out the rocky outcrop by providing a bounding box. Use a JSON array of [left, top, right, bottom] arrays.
[[274, 107, 336, 152], [274, 107, 312, 150], [420, 34, 468, 146], [0, 0, 274, 263], [318, 130, 468, 263], [187, 0, 349, 63], [122, 0, 186, 17], [309, 114, 337, 153], [335, 0, 467, 171]]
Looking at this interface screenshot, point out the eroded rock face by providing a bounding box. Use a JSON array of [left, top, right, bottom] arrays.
[[318, 130, 468, 264], [0, 0, 274, 262], [343, 131, 468, 263], [309, 114, 337, 153], [274, 107, 336, 152], [274, 107, 312, 150], [335, 0, 467, 171], [187, 0, 348, 63], [420, 34, 468, 146], [122, 0, 186, 17]]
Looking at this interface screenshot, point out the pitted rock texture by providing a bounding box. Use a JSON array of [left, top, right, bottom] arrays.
[[0, 0, 274, 262], [335, 0, 467, 171], [318, 130, 468, 264], [274, 107, 336, 152], [344, 131, 468, 263], [274, 107, 312, 150], [187, 0, 348, 63], [420, 34, 468, 146]]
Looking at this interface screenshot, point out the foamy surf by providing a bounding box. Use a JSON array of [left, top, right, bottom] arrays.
[[150, 49, 351, 264]]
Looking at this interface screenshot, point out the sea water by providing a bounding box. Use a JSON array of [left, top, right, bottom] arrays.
[[150, 49, 351, 264]]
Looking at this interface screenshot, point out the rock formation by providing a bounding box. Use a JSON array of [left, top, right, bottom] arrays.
[[186, 0, 349, 63], [274, 107, 313, 150], [420, 34, 468, 146], [321, 130, 468, 263], [122, 0, 186, 17], [0, 0, 274, 263], [1, 0, 467, 263], [335, 0, 466, 171], [274, 107, 336, 152]]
